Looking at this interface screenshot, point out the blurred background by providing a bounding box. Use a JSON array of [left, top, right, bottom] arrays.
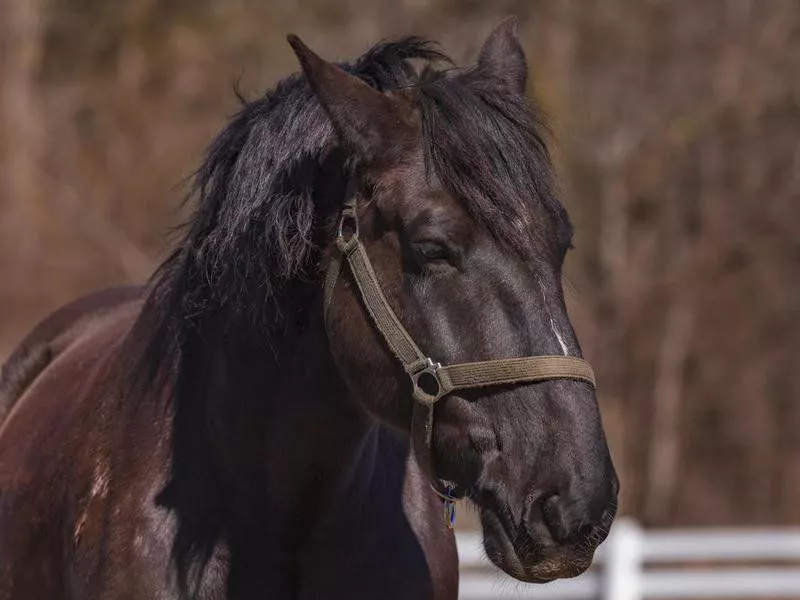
[[1, 0, 798, 540]]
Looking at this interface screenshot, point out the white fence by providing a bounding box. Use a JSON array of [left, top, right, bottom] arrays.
[[457, 518, 800, 599]]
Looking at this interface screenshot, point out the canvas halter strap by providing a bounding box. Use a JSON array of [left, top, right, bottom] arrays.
[[323, 196, 595, 528]]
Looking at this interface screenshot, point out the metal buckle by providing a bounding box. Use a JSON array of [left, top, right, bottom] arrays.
[[411, 358, 444, 405], [336, 208, 359, 255], [337, 207, 358, 239]]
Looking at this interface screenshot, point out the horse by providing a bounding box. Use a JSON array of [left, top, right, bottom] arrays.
[[0, 18, 618, 599]]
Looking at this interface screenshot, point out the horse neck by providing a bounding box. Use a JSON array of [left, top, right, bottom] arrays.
[[265, 314, 378, 502], [206, 298, 390, 535]]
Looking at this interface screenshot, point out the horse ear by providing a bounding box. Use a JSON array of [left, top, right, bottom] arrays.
[[288, 34, 405, 162], [477, 16, 527, 95]]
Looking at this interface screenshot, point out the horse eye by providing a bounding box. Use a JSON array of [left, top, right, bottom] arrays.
[[412, 240, 451, 263]]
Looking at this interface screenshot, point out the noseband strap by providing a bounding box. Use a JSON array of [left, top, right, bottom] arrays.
[[324, 197, 596, 518]]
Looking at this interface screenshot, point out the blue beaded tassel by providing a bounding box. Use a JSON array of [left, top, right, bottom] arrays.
[[443, 483, 457, 530]]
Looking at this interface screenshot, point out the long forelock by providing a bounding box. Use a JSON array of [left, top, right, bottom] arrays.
[[416, 68, 567, 257]]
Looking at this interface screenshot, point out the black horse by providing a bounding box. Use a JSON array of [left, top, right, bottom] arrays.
[[0, 18, 617, 599]]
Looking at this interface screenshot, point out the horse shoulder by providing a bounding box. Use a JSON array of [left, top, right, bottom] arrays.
[[0, 287, 156, 598], [0, 286, 143, 424]]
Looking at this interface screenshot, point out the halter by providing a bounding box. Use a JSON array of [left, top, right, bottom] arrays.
[[324, 196, 596, 528]]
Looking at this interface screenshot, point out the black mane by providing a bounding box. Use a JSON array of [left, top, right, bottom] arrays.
[[127, 38, 446, 401], [419, 68, 570, 255], [124, 35, 562, 595]]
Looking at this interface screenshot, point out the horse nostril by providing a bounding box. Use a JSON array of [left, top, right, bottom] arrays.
[[523, 490, 614, 550], [540, 494, 572, 543]]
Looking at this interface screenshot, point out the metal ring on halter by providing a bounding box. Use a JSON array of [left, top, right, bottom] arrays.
[[336, 207, 360, 254], [337, 211, 358, 240], [410, 358, 444, 405]]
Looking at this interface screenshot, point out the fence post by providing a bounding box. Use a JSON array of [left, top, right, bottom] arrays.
[[603, 517, 643, 600]]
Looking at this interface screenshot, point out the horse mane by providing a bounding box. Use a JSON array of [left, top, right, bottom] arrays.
[[123, 34, 564, 596], [128, 37, 446, 398]]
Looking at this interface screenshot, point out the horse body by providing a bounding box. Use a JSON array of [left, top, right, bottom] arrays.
[[0, 289, 456, 598]]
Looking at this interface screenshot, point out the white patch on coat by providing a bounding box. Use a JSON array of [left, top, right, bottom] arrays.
[[90, 461, 110, 499], [538, 280, 570, 356], [550, 318, 570, 356]]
